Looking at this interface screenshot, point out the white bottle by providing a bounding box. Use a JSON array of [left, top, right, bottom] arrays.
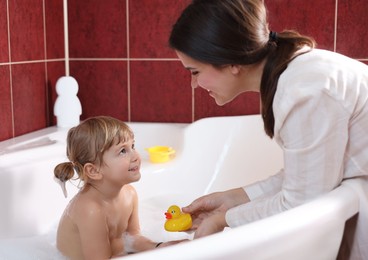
[[54, 76, 82, 128]]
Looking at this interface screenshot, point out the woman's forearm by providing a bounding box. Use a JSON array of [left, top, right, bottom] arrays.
[[225, 187, 250, 209]]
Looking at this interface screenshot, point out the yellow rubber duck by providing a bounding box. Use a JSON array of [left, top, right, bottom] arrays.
[[164, 205, 192, 232]]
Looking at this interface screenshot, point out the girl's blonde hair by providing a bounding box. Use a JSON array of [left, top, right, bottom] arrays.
[[54, 116, 134, 183]]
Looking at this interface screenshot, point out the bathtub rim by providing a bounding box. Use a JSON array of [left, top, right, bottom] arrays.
[[122, 178, 360, 260]]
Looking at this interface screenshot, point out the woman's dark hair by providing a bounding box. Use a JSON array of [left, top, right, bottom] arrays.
[[169, 0, 315, 138]]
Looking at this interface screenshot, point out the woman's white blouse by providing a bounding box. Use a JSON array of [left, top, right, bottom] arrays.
[[226, 49, 368, 226]]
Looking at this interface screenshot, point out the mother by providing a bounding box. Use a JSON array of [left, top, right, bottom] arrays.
[[169, 0, 368, 259]]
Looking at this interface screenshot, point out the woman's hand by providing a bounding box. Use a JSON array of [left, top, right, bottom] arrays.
[[192, 211, 227, 238], [182, 188, 249, 238]]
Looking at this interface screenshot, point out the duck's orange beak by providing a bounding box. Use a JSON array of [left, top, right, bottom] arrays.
[[165, 212, 172, 219]]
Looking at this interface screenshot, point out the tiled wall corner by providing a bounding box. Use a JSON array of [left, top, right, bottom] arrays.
[[11, 63, 47, 136], [9, 0, 45, 62], [129, 0, 191, 58], [70, 60, 129, 121], [45, 0, 65, 59], [130, 60, 192, 122], [336, 0, 368, 58], [0, 66, 12, 140], [0, 0, 65, 141], [0, 0, 9, 63], [265, 0, 336, 51], [68, 0, 127, 58], [1, 0, 367, 142]]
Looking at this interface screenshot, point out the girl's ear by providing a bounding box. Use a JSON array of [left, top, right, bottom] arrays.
[[230, 64, 241, 75], [84, 163, 103, 180]]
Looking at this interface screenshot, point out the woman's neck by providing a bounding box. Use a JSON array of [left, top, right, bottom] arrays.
[[239, 58, 267, 92]]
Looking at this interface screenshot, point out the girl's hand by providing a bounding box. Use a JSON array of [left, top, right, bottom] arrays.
[[156, 239, 189, 248]]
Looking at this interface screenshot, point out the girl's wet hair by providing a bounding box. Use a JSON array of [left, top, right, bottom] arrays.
[[169, 0, 315, 137], [54, 116, 134, 183]]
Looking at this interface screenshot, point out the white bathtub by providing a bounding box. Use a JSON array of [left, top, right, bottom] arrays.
[[0, 115, 360, 259]]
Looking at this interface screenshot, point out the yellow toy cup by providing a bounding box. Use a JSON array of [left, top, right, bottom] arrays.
[[145, 146, 175, 163]]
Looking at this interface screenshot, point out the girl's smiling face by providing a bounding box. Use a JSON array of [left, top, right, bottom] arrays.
[[176, 51, 245, 106], [99, 138, 141, 186]]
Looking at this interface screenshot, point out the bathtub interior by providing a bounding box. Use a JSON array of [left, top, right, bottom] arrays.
[[131, 115, 284, 243], [0, 115, 283, 257], [133, 115, 283, 199], [0, 114, 359, 259]]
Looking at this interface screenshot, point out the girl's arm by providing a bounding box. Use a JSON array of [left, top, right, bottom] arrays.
[[123, 185, 186, 253], [124, 185, 157, 253]]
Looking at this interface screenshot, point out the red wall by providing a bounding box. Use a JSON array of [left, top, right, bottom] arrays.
[[1, 0, 367, 141]]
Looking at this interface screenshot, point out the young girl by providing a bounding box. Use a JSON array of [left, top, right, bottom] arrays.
[[54, 116, 171, 259]]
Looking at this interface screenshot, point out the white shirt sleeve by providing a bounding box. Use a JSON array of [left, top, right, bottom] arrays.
[[226, 73, 350, 227], [242, 169, 284, 201]]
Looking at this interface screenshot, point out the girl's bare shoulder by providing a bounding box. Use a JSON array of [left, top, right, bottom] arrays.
[[67, 190, 105, 221], [121, 184, 138, 197]]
